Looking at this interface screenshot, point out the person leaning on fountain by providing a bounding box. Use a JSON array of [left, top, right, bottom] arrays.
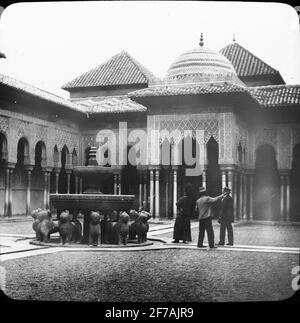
[[195, 187, 226, 249]]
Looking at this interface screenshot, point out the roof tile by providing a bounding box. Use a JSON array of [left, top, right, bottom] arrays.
[[220, 42, 283, 80], [62, 51, 160, 90], [249, 85, 300, 107], [128, 82, 247, 98], [0, 74, 87, 113]]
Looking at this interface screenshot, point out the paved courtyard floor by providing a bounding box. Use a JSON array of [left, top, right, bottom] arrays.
[[0, 218, 299, 302]]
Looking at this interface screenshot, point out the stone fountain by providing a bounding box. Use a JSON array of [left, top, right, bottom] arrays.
[[50, 147, 135, 243]]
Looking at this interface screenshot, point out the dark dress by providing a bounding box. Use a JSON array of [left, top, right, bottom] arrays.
[[173, 195, 194, 242]]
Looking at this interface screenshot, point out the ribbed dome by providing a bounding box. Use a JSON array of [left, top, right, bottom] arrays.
[[165, 45, 241, 85]]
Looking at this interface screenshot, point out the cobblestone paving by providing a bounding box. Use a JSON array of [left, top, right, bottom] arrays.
[[2, 249, 298, 302]]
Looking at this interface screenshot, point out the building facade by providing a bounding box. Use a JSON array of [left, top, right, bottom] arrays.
[[1, 38, 300, 222]]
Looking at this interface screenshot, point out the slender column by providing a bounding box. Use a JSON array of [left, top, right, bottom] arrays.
[[113, 174, 118, 195], [286, 175, 290, 222], [54, 169, 59, 194], [238, 173, 243, 219], [139, 173, 143, 207], [4, 168, 9, 216], [8, 168, 13, 217], [233, 171, 238, 220], [227, 170, 233, 191], [26, 169, 32, 216], [155, 170, 160, 218], [118, 174, 122, 195], [4, 168, 10, 216], [165, 170, 169, 217], [280, 175, 285, 221], [149, 170, 154, 216], [143, 173, 147, 208], [79, 177, 83, 194], [47, 172, 51, 208], [249, 174, 254, 221], [43, 171, 48, 209], [66, 171, 71, 194], [222, 170, 227, 188], [173, 168, 177, 219], [243, 174, 248, 220], [75, 175, 78, 194], [202, 169, 206, 189]]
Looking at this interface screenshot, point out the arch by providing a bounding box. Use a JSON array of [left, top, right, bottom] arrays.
[[17, 137, 30, 166], [84, 146, 91, 166], [122, 145, 139, 198], [53, 145, 59, 167], [34, 141, 47, 168], [103, 148, 111, 167], [161, 138, 172, 166], [291, 143, 300, 221], [175, 136, 200, 218], [0, 132, 8, 163], [57, 145, 70, 194], [72, 148, 78, 167], [206, 137, 222, 217], [237, 142, 243, 164], [254, 144, 280, 220], [61, 145, 70, 169]]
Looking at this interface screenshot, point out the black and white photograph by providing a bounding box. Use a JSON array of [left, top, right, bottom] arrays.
[[0, 0, 299, 310]]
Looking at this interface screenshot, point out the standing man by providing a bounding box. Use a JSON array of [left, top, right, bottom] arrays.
[[196, 187, 224, 249], [217, 187, 234, 246]]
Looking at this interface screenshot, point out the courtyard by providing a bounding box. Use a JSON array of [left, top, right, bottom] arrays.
[[0, 219, 299, 302]]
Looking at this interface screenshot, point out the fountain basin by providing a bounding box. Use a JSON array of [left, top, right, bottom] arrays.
[[50, 193, 135, 243], [50, 194, 135, 213]]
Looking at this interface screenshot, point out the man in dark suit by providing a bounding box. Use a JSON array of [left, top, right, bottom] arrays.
[[217, 187, 234, 246]]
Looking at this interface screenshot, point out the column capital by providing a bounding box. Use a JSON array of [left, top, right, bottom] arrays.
[[137, 165, 148, 173], [278, 169, 291, 176], [65, 168, 73, 174], [220, 164, 236, 171], [111, 165, 123, 173], [148, 165, 161, 171], [6, 162, 16, 170], [42, 167, 53, 173], [25, 165, 34, 172], [244, 169, 255, 176], [53, 167, 60, 174]]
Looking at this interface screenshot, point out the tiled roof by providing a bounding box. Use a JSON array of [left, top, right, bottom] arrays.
[[249, 85, 300, 107], [62, 51, 160, 90], [83, 96, 147, 114], [220, 42, 282, 79], [0, 74, 87, 113], [128, 82, 247, 98]]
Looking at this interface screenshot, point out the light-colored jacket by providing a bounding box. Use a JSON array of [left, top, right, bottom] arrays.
[[196, 195, 223, 220]]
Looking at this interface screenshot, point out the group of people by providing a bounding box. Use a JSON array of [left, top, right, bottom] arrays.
[[173, 184, 234, 248]]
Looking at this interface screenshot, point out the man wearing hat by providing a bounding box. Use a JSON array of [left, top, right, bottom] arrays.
[[217, 187, 234, 246], [195, 187, 225, 248]]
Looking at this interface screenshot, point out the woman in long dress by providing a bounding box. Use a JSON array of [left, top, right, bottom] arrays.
[[172, 184, 194, 243]]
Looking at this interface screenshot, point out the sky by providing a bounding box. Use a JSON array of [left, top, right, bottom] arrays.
[[0, 1, 299, 98]]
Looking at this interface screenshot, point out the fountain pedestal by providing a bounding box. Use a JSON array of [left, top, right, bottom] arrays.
[[50, 147, 136, 244]]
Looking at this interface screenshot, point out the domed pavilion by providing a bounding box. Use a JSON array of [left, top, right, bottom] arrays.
[[0, 35, 300, 222]]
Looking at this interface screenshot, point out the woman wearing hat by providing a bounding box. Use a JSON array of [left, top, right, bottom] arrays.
[[172, 184, 195, 243]]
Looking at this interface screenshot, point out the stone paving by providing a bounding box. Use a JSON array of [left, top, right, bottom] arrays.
[[0, 218, 299, 302]]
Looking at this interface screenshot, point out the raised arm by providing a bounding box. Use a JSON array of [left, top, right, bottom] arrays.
[[206, 194, 223, 204]]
